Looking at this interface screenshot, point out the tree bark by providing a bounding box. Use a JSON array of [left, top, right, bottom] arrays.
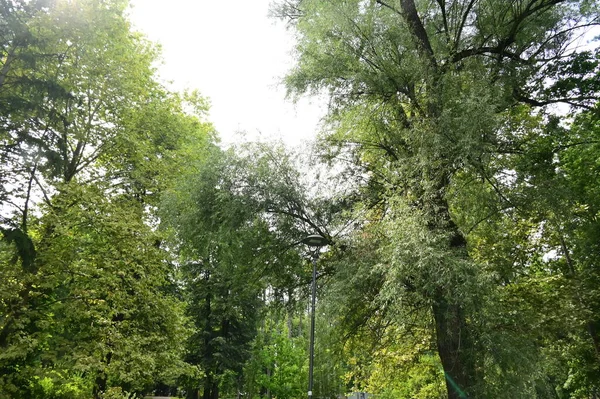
[[433, 297, 471, 399], [202, 376, 212, 399], [587, 321, 600, 360], [428, 189, 477, 398], [188, 387, 199, 399]]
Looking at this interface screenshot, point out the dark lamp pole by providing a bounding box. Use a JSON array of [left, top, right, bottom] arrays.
[[302, 233, 328, 399]]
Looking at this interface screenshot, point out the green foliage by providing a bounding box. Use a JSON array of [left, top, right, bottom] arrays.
[[2, 0, 600, 398], [163, 146, 274, 397], [161, 140, 346, 398], [0, 183, 193, 397], [0, 0, 213, 397], [245, 317, 307, 399], [448, 104, 600, 396], [274, 0, 600, 397], [100, 387, 137, 399], [27, 369, 91, 399]]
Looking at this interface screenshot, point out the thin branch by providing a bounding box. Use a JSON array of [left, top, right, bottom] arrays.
[[452, 46, 528, 63], [22, 162, 37, 233], [514, 90, 598, 110], [466, 205, 516, 235], [375, 0, 403, 16], [553, 140, 600, 152], [435, 0, 451, 46], [32, 173, 55, 207], [454, 0, 477, 52], [529, 19, 600, 60], [480, 169, 520, 212]]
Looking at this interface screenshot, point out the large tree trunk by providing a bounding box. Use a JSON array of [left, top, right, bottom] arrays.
[[433, 297, 472, 399], [202, 377, 211, 399], [187, 387, 199, 399], [428, 189, 478, 398]]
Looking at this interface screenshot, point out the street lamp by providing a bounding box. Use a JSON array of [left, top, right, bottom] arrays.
[[301, 234, 329, 399]]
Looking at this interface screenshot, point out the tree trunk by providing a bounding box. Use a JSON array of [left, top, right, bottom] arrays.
[[187, 387, 199, 399], [428, 190, 477, 398], [433, 297, 471, 399], [561, 235, 600, 364], [587, 320, 600, 361], [202, 377, 211, 399], [287, 312, 293, 338], [203, 375, 219, 399]]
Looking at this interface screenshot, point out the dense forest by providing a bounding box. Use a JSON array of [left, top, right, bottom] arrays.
[[1, 0, 600, 398]]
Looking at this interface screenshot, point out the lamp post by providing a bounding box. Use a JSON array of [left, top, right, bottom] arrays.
[[301, 234, 329, 399]]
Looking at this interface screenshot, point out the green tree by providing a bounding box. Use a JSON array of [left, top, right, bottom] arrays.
[[454, 106, 600, 397], [163, 147, 272, 399], [0, 0, 214, 397], [274, 0, 599, 397], [36, 183, 190, 397], [244, 314, 307, 399], [162, 141, 343, 399]]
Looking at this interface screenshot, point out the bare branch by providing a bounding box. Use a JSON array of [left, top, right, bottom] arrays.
[[454, 0, 477, 51]]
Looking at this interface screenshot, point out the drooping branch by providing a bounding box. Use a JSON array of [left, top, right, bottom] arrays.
[[452, 46, 528, 63], [270, 0, 304, 21], [0, 43, 17, 90], [22, 162, 37, 233], [451, 0, 576, 65], [435, 0, 451, 46], [514, 88, 598, 109]]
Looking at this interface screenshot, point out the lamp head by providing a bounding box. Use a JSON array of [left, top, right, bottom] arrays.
[[301, 234, 329, 247]]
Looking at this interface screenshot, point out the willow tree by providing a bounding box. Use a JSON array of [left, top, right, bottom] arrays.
[[274, 0, 599, 397]]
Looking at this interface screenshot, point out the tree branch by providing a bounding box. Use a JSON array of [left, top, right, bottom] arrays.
[[454, 0, 477, 52], [435, 0, 451, 46], [399, 0, 438, 68]]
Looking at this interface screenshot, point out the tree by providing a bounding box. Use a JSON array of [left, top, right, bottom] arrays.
[[163, 147, 273, 399], [162, 141, 346, 399], [0, 0, 214, 397], [274, 0, 599, 397], [243, 313, 307, 399], [36, 183, 190, 397], [453, 106, 600, 396]]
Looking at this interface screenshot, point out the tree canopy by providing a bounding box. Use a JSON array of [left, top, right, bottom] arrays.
[[271, 0, 600, 397], [1, 0, 600, 398]]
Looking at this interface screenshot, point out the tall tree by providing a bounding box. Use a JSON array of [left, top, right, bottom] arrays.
[[454, 106, 600, 396], [163, 147, 273, 399], [0, 0, 215, 397], [274, 0, 599, 397], [162, 141, 343, 399]]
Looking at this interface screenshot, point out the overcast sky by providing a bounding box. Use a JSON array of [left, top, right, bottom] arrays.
[[127, 0, 325, 147]]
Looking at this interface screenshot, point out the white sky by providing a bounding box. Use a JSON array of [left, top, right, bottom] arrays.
[[127, 0, 326, 147]]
